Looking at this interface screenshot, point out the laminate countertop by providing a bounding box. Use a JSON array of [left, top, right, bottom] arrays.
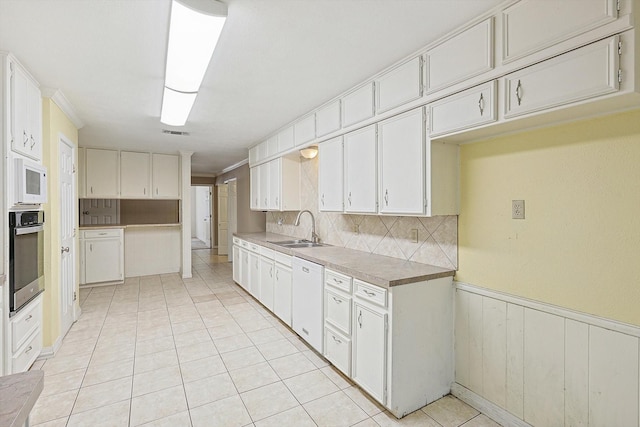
[[235, 232, 455, 288], [79, 223, 181, 230], [0, 370, 44, 427]]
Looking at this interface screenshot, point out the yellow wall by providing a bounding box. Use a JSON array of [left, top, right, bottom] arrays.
[[457, 109, 640, 326], [42, 99, 79, 348]]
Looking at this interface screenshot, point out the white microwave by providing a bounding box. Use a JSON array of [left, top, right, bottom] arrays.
[[15, 158, 47, 204]]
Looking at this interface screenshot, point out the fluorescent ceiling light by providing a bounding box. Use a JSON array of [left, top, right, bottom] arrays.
[[161, 87, 197, 127], [161, 0, 227, 126]]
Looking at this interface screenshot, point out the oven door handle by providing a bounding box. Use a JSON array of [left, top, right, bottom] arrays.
[[15, 225, 44, 235]]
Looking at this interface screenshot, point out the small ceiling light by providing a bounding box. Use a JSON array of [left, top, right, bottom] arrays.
[[300, 146, 318, 159], [160, 0, 227, 126]]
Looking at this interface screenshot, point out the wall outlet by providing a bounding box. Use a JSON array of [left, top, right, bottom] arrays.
[[411, 229, 419, 243], [354, 224, 360, 234], [277, 217, 284, 226], [512, 200, 525, 219]]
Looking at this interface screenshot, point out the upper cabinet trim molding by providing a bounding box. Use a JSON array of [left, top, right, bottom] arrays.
[[41, 88, 85, 129]]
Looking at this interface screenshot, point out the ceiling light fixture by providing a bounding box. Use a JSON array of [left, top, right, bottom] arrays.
[[299, 146, 318, 159], [160, 0, 227, 126]]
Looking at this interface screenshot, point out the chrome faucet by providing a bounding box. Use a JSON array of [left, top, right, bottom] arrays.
[[294, 210, 319, 243]]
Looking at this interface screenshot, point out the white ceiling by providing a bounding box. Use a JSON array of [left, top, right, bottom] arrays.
[[0, 0, 502, 175]]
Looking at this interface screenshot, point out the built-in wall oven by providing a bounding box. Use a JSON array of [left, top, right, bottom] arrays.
[[9, 211, 45, 315]]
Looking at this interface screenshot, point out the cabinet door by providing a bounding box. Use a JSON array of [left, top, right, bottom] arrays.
[[378, 108, 425, 215], [316, 100, 341, 137], [78, 147, 86, 198], [259, 163, 270, 210], [120, 151, 151, 198], [269, 159, 281, 210], [376, 56, 422, 113], [248, 252, 261, 299], [344, 125, 377, 213], [248, 146, 258, 166], [27, 81, 42, 161], [274, 264, 292, 327], [259, 257, 275, 311], [318, 136, 343, 212], [86, 148, 120, 198], [342, 83, 375, 128], [11, 65, 30, 158], [250, 167, 260, 210], [267, 136, 279, 157], [294, 114, 316, 146], [152, 154, 180, 198], [277, 126, 295, 153], [352, 301, 387, 405], [429, 81, 497, 138], [240, 248, 250, 290], [84, 238, 122, 283], [233, 245, 241, 284], [257, 141, 268, 161], [426, 18, 493, 94], [502, 0, 617, 63], [503, 36, 620, 119]]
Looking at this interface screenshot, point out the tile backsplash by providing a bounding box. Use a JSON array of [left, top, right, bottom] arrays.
[[266, 157, 458, 270]]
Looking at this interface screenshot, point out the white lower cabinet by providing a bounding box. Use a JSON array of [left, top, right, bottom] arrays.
[[80, 228, 124, 285], [353, 299, 388, 404], [325, 326, 351, 377], [248, 244, 261, 299], [259, 248, 275, 311], [273, 253, 293, 327], [10, 294, 43, 373], [232, 240, 241, 285], [240, 245, 249, 291]]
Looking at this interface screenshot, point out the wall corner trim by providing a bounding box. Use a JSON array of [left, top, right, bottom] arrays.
[[41, 88, 85, 129]]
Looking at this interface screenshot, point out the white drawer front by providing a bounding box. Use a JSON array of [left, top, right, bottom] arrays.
[[274, 252, 292, 267], [324, 326, 351, 377], [325, 289, 352, 336], [233, 237, 241, 245], [260, 246, 274, 258], [12, 329, 42, 373], [354, 280, 387, 308], [249, 243, 260, 253], [325, 269, 352, 293], [12, 300, 42, 353], [82, 229, 121, 239]]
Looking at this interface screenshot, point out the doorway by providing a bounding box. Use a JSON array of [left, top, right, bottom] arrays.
[[227, 179, 237, 262], [59, 135, 77, 338], [217, 184, 228, 256], [191, 185, 213, 249]]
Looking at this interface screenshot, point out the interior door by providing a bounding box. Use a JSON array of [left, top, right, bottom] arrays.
[[194, 186, 211, 248], [217, 184, 228, 255], [227, 180, 237, 262], [59, 137, 76, 337], [80, 199, 120, 225]]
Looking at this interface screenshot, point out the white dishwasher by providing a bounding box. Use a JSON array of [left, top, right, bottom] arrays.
[[292, 257, 324, 353]]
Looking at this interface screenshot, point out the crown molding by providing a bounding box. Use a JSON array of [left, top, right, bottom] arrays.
[[219, 158, 248, 174], [41, 88, 85, 129]]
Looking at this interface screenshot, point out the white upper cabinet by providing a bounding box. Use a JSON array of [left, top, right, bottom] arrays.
[[429, 81, 497, 138], [294, 114, 316, 146], [251, 156, 301, 211], [378, 108, 425, 215], [342, 82, 375, 128], [318, 136, 343, 212], [502, 0, 618, 64], [267, 135, 279, 157], [86, 148, 120, 198], [250, 166, 259, 210], [425, 18, 494, 94], [120, 151, 150, 198], [78, 147, 86, 198], [344, 125, 377, 213], [277, 126, 295, 153], [503, 36, 620, 119], [152, 153, 180, 199], [248, 146, 258, 166], [11, 62, 42, 161], [375, 56, 423, 113], [268, 159, 281, 210], [259, 162, 269, 210], [257, 140, 268, 162], [316, 100, 341, 137]]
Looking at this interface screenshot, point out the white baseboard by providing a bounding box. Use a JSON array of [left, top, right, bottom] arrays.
[[37, 334, 63, 360], [451, 383, 532, 427]]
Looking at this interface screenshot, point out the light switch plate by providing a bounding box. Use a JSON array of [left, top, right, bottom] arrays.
[[512, 200, 525, 219], [411, 229, 419, 243]]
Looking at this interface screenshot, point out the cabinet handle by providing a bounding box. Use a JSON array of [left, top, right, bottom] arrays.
[[144, 188, 146, 195], [332, 296, 342, 304], [270, 267, 273, 278], [156, 188, 159, 195], [332, 335, 342, 344], [348, 192, 352, 206], [363, 289, 376, 297], [321, 194, 325, 206], [264, 197, 268, 206], [302, 266, 309, 273], [276, 270, 279, 280], [333, 278, 342, 284], [515, 80, 523, 106], [384, 189, 389, 206], [25, 314, 33, 321], [478, 93, 485, 116], [358, 311, 363, 328], [275, 197, 279, 205], [25, 346, 33, 354], [98, 232, 107, 236], [30, 135, 35, 149], [90, 186, 93, 194], [90, 243, 93, 251], [23, 130, 28, 147], [61, 246, 69, 253]]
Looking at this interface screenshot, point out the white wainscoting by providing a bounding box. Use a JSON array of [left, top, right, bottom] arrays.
[[124, 226, 181, 277], [454, 282, 640, 427]]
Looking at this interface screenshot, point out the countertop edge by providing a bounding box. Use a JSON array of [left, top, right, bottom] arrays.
[[79, 223, 181, 230], [235, 232, 455, 288], [0, 370, 44, 427]]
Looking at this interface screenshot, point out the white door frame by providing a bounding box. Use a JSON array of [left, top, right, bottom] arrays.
[[59, 134, 78, 340], [226, 178, 237, 262]]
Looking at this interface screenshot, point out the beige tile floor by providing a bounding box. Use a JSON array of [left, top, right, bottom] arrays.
[[30, 249, 502, 427]]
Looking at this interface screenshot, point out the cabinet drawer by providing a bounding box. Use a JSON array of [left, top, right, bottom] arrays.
[[354, 280, 387, 308], [324, 326, 351, 377], [82, 229, 122, 239], [429, 81, 497, 137], [240, 240, 249, 249], [233, 237, 241, 245], [12, 299, 42, 353], [274, 252, 292, 267], [325, 288, 352, 336], [260, 246, 274, 258], [12, 328, 42, 373], [503, 36, 620, 119], [325, 269, 352, 293], [249, 243, 260, 253]]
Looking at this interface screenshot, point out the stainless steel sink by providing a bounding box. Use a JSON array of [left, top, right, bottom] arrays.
[[269, 239, 326, 248]]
